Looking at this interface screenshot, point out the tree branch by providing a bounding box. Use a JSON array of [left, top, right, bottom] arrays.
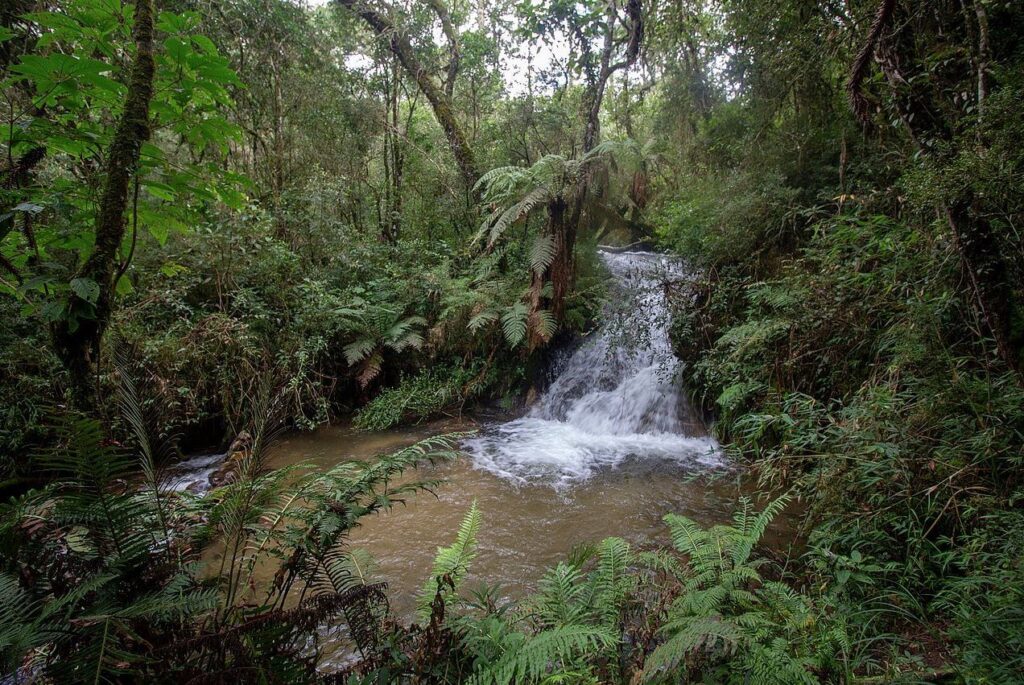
[[336, 0, 478, 189], [846, 0, 896, 124]]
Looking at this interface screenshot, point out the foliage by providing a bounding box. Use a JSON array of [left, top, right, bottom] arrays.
[[0, 379, 461, 682], [2, 0, 1023, 681], [0, 0, 244, 329], [418, 502, 482, 617], [354, 497, 862, 685]]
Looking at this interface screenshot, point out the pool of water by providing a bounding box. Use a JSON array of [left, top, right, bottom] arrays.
[[259, 418, 792, 620]]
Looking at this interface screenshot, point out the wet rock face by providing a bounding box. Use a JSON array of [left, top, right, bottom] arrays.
[[208, 430, 253, 488]]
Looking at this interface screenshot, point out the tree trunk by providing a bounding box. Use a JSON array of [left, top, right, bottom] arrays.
[[336, 0, 478, 190], [51, 0, 156, 407], [530, 196, 569, 345], [846, 0, 1019, 374], [546, 0, 642, 320]]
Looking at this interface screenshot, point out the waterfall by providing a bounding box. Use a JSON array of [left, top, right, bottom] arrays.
[[464, 250, 722, 487]]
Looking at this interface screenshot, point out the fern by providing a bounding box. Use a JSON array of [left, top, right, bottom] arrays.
[[467, 624, 615, 685], [531, 309, 558, 342], [534, 563, 588, 626], [325, 549, 380, 594], [528, 234, 557, 276], [468, 308, 500, 333], [338, 304, 427, 387], [418, 502, 482, 618], [501, 302, 529, 347], [641, 496, 833, 684]]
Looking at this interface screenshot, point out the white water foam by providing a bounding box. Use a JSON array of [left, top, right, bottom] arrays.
[[464, 250, 722, 487], [165, 452, 223, 493]]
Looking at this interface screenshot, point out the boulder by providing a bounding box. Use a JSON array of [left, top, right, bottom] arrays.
[[208, 430, 253, 488]]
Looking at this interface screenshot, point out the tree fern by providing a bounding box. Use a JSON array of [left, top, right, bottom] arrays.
[[530, 309, 558, 343], [338, 304, 427, 387], [468, 308, 500, 334]]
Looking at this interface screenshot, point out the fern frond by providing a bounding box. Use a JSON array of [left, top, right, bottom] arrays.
[[417, 502, 481, 617], [534, 563, 587, 626], [325, 549, 380, 594], [343, 337, 377, 365], [529, 233, 557, 276], [469, 625, 615, 685], [486, 185, 551, 247], [468, 309, 500, 334], [645, 615, 743, 677], [530, 309, 557, 343], [501, 303, 529, 348]]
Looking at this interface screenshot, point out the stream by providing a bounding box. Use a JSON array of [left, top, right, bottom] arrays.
[[171, 251, 790, 619]]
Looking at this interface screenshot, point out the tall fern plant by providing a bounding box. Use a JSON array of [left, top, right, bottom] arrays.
[[337, 301, 427, 387], [438, 497, 854, 685], [0, 415, 217, 682], [642, 495, 852, 685]]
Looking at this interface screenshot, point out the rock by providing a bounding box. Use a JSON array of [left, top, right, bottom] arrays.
[[208, 431, 253, 488]]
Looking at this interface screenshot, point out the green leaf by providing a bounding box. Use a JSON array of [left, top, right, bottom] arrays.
[[115, 276, 134, 296], [191, 35, 217, 56], [159, 262, 188, 277], [141, 180, 177, 202], [70, 277, 100, 304]]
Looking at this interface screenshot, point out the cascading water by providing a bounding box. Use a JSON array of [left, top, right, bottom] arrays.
[[464, 250, 722, 487]]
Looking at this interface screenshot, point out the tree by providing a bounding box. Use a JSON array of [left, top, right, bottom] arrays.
[[510, 0, 643, 321], [2, 1, 244, 408], [847, 0, 1021, 374], [336, 0, 480, 191], [50, 0, 156, 405]]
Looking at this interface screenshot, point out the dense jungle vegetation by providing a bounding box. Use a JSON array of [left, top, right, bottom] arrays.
[[2, 0, 1023, 682]]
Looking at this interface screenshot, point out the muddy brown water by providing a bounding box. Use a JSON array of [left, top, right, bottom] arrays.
[[257, 418, 797, 620]]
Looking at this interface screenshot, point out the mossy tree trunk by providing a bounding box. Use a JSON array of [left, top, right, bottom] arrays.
[[337, 0, 479, 191], [51, 0, 157, 408]]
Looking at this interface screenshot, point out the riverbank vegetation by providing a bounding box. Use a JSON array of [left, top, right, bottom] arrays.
[[2, 0, 1023, 682]]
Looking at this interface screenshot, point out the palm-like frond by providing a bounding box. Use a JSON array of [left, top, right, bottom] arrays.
[[478, 184, 553, 247]]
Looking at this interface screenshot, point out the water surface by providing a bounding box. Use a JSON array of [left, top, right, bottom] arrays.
[[266, 420, 747, 618]]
